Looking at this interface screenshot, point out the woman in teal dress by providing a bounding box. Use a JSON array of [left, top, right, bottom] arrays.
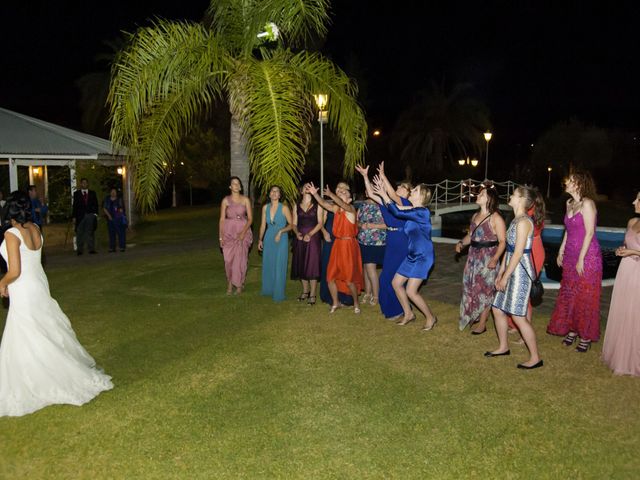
[[258, 186, 293, 302]]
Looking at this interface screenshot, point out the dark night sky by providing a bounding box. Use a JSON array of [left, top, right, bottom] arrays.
[[2, 1, 639, 154]]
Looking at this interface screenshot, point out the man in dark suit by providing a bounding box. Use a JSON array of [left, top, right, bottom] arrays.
[[72, 178, 99, 255]]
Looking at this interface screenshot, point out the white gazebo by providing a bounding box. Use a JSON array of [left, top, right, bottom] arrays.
[[0, 107, 133, 223]]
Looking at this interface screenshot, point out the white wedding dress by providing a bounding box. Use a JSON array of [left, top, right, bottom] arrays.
[[0, 227, 113, 417]]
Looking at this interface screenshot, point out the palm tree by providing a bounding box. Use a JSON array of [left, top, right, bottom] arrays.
[[108, 0, 367, 211], [391, 81, 490, 176]]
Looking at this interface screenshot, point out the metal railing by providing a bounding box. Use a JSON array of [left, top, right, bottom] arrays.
[[425, 179, 519, 214]]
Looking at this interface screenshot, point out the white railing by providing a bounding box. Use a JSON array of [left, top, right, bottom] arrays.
[[425, 179, 519, 214]]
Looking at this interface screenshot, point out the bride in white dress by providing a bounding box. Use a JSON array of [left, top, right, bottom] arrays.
[[0, 191, 113, 417]]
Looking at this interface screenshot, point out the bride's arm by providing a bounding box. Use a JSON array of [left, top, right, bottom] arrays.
[[0, 232, 21, 296]]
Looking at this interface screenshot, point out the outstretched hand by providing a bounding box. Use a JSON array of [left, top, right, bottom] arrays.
[[323, 185, 333, 198], [377, 161, 386, 178], [305, 182, 319, 196], [355, 164, 369, 178]]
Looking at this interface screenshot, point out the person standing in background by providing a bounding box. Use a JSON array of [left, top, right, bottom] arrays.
[[72, 178, 99, 256], [28, 185, 48, 229]]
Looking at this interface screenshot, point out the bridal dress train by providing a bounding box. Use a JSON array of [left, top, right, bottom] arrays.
[[0, 228, 113, 417]]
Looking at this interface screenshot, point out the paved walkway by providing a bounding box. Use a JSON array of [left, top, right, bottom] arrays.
[[428, 242, 613, 319], [43, 238, 614, 320]]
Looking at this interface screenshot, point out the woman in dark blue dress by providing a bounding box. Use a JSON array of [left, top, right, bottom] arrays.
[[356, 165, 410, 319], [371, 173, 437, 330]]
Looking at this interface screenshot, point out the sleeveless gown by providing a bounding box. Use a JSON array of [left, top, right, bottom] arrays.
[[459, 219, 499, 330], [547, 212, 602, 341], [326, 210, 363, 295], [221, 196, 253, 288], [378, 198, 411, 317], [0, 228, 113, 417], [291, 204, 321, 280], [320, 212, 354, 306], [492, 217, 535, 317], [602, 226, 640, 376], [261, 203, 289, 302]]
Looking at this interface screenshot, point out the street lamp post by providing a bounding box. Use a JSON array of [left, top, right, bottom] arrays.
[[314, 94, 328, 190], [483, 131, 492, 180], [547, 166, 552, 198]]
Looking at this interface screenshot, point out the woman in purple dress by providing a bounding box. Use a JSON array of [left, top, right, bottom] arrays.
[[547, 171, 602, 352], [219, 177, 253, 295], [291, 188, 323, 305]]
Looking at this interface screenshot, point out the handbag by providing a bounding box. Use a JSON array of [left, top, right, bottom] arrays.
[[521, 246, 544, 307]]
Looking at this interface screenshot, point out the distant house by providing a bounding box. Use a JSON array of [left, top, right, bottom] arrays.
[[0, 107, 134, 224]]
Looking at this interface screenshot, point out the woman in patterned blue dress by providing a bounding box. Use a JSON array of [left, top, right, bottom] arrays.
[[258, 186, 293, 302], [356, 164, 411, 319], [487, 186, 543, 369]]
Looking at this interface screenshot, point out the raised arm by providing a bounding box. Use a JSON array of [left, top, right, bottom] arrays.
[[377, 161, 402, 205], [355, 164, 381, 204], [306, 183, 337, 213], [323, 185, 356, 215]]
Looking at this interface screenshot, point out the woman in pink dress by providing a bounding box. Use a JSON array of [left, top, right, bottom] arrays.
[[547, 171, 602, 352], [218, 177, 253, 295], [602, 192, 640, 376]]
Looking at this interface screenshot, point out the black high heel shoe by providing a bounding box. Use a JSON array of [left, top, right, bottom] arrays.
[[297, 292, 309, 302], [562, 333, 578, 346], [576, 340, 592, 353], [307, 295, 316, 305]]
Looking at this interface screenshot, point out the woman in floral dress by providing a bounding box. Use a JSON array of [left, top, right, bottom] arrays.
[[456, 187, 506, 333], [357, 198, 387, 306]]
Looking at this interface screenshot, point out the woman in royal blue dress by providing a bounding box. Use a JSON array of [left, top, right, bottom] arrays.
[[370, 175, 437, 330], [356, 164, 411, 319], [258, 186, 293, 302]]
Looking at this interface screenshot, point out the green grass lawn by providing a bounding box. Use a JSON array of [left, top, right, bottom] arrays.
[[1, 207, 638, 479]]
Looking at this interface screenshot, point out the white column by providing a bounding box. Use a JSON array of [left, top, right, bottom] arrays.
[[69, 160, 77, 203], [9, 158, 18, 192]]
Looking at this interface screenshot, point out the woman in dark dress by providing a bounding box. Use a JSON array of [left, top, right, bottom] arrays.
[[371, 176, 437, 330], [356, 164, 411, 320], [291, 188, 323, 305]]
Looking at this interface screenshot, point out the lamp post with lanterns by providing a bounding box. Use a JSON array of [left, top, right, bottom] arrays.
[[483, 131, 492, 180], [314, 94, 328, 191], [547, 166, 552, 198]]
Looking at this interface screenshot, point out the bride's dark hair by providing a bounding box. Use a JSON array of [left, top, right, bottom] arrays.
[[7, 190, 32, 225]]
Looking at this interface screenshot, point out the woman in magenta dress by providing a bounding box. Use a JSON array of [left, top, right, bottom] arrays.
[[218, 177, 253, 295], [291, 187, 323, 305], [547, 171, 602, 352], [602, 192, 640, 376]]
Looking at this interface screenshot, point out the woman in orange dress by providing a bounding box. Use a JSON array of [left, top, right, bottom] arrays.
[[306, 182, 364, 313]]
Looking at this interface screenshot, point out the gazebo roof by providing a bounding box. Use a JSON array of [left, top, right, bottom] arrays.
[[0, 107, 125, 159]]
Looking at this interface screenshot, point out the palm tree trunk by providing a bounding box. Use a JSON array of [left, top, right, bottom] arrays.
[[230, 113, 251, 201]]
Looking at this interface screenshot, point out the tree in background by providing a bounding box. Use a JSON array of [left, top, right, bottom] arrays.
[[108, 0, 367, 212], [391, 81, 490, 177]]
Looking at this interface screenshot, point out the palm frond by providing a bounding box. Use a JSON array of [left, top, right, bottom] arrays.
[[108, 19, 229, 211], [230, 53, 314, 201], [290, 51, 367, 179], [206, 0, 330, 56]]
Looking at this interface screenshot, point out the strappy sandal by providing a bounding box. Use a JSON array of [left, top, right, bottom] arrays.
[[329, 305, 340, 313], [369, 296, 378, 306], [297, 292, 309, 302], [562, 333, 578, 346], [576, 339, 591, 353], [307, 296, 316, 306]]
